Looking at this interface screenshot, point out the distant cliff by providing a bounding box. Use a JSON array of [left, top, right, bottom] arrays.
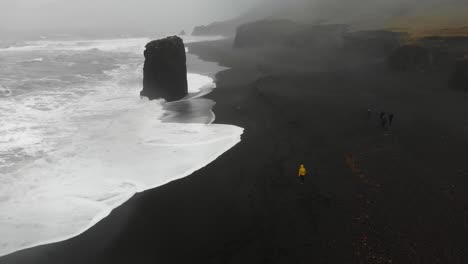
[[233, 20, 305, 48], [388, 45, 432, 71], [191, 2, 285, 37], [141, 36, 188, 102], [230, 19, 410, 72], [192, 0, 468, 40], [192, 20, 240, 37], [234, 19, 403, 56], [387, 37, 468, 72]]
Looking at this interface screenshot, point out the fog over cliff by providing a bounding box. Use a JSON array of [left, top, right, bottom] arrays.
[[263, 0, 468, 30]]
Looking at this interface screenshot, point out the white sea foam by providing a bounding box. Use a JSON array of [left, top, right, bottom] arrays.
[[187, 73, 216, 94], [0, 36, 242, 257], [0, 38, 150, 53], [0, 35, 224, 53], [24, 58, 43, 63], [0, 99, 242, 256]]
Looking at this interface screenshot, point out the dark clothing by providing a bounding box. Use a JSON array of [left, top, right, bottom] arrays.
[[380, 112, 386, 120], [381, 116, 388, 129], [299, 176, 305, 184], [389, 114, 394, 127]]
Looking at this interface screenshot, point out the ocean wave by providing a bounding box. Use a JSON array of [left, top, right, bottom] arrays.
[[0, 35, 225, 54], [0, 38, 150, 53], [0, 85, 12, 97], [187, 73, 216, 94], [23, 58, 43, 63], [0, 48, 243, 257]]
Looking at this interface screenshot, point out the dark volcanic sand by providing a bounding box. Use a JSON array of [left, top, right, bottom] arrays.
[[2, 39, 468, 264]]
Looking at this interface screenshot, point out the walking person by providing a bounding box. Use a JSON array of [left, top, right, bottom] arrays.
[[298, 164, 306, 184], [380, 112, 388, 130], [388, 113, 394, 127], [379, 111, 386, 121]]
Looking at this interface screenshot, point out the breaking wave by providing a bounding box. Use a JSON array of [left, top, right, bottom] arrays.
[[0, 36, 241, 257]]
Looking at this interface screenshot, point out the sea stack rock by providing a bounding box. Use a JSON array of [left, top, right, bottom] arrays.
[[141, 36, 188, 101]]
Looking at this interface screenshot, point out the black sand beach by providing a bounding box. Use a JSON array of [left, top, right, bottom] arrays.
[[3, 38, 468, 264]]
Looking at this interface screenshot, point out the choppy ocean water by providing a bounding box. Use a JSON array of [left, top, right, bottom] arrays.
[[0, 36, 242, 256]]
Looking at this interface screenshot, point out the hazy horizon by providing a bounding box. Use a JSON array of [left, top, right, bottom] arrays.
[[0, 0, 262, 38], [1, 0, 467, 39]]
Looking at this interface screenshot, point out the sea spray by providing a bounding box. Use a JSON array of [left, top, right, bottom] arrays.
[[0, 36, 242, 257]]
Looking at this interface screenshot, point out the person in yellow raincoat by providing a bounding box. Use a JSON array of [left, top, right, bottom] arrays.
[[298, 164, 306, 184]]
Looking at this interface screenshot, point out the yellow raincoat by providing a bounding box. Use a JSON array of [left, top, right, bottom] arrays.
[[298, 165, 306, 177]]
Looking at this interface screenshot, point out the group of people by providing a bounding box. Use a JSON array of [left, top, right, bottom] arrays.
[[368, 109, 395, 130]]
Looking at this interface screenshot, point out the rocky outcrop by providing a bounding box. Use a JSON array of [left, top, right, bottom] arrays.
[[343, 30, 405, 57], [141, 36, 188, 101], [419, 36, 468, 70], [192, 20, 238, 37], [388, 45, 432, 71], [233, 20, 348, 49], [234, 20, 303, 48], [450, 59, 468, 90]]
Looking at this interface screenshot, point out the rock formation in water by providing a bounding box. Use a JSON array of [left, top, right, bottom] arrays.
[[141, 36, 188, 101], [388, 45, 432, 71], [179, 30, 186, 36], [450, 58, 468, 90]]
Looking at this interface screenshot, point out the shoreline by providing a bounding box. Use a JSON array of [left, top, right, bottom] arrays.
[[160, 49, 228, 125], [2, 38, 351, 264], [0, 38, 240, 260], [3, 37, 468, 263]]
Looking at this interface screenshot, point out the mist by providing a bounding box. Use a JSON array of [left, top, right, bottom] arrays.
[[2, 0, 467, 38], [0, 0, 261, 37], [264, 0, 468, 30]]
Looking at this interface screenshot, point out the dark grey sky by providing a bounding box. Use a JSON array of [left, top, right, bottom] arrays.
[[0, 0, 262, 36], [1, 0, 466, 37]]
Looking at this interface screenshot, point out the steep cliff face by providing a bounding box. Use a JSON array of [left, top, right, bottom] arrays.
[[233, 20, 349, 49], [190, 2, 282, 37], [192, 21, 239, 37], [343, 31, 405, 57], [388, 45, 432, 71], [233, 20, 304, 48], [387, 37, 468, 72], [141, 36, 188, 102]]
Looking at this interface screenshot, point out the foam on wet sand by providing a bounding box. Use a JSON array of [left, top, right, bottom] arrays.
[[0, 36, 242, 257]]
